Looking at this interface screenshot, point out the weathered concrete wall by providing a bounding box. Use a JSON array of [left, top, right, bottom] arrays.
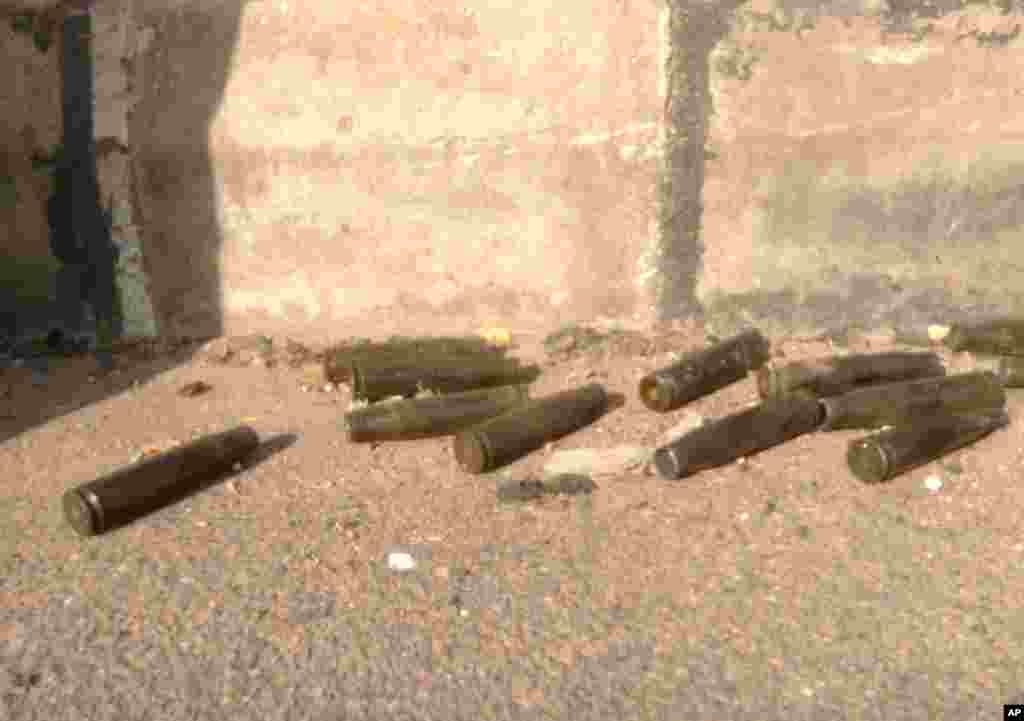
[[0, 6, 62, 336], [9, 0, 1024, 345], [680, 0, 1024, 337], [0, 1, 157, 341], [129, 0, 665, 342], [91, 2, 158, 338]]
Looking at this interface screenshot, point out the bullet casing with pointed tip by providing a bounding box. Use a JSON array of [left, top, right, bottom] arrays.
[[638, 329, 770, 412], [350, 356, 539, 403], [62, 425, 260, 537], [818, 371, 1005, 431], [343, 384, 531, 442], [653, 397, 824, 480], [453, 383, 609, 474], [944, 318, 1024, 356], [756, 351, 946, 400], [846, 411, 1009, 483]]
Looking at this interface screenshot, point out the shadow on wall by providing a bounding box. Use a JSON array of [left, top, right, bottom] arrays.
[[130, 1, 243, 341], [1, 2, 243, 444]]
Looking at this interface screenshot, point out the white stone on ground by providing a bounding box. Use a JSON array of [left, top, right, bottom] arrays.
[[387, 552, 416, 572], [924, 475, 943, 492], [541, 446, 652, 481]]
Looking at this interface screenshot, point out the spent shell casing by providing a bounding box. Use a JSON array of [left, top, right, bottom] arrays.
[[453, 383, 609, 474], [323, 335, 508, 383], [638, 328, 770, 413], [343, 384, 531, 442], [846, 411, 1009, 483], [756, 351, 945, 400], [62, 425, 260, 537], [944, 318, 1024, 356], [995, 356, 1024, 387], [652, 397, 824, 480], [350, 356, 539, 403], [818, 370, 1006, 431]]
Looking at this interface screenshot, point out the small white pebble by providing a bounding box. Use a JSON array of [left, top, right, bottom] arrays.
[[323, 383, 335, 393], [924, 475, 943, 492], [738, 512, 750, 521], [387, 552, 416, 572], [459, 609, 469, 617]]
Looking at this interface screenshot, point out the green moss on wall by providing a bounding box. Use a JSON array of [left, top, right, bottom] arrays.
[[0, 254, 59, 305]]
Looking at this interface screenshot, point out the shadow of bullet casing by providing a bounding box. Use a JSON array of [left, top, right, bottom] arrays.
[[818, 370, 1006, 431], [62, 425, 260, 536], [453, 383, 611, 474], [653, 397, 825, 480], [638, 328, 770, 412], [344, 384, 531, 442], [846, 410, 1009, 483], [756, 351, 946, 400]]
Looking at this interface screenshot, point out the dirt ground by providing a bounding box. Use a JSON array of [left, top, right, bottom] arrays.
[[2, 320, 1023, 720]]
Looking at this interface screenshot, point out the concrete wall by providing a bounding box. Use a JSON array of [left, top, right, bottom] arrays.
[[128, 0, 664, 342], [675, 0, 1024, 337], [6, 0, 1024, 344], [0, 4, 62, 336], [0, 0, 157, 341]]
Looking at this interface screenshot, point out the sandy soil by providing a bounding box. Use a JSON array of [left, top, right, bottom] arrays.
[[2, 321, 1023, 719]]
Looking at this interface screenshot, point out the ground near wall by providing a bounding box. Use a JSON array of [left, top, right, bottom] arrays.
[[1, 320, 1022, 720]]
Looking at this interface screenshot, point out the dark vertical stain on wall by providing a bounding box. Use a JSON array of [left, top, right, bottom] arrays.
[[52, 12, 122, 346], [658, 0, 742, 321]]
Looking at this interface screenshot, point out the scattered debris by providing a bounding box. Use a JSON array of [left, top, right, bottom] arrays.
[[543, 324, 608, 358], [541, 446, 651, 481], [199, 334, 275, 367], [477, 327, 512, 348], [387, 552, 417, 572], [497, 474, 597, 502], [300, 362, 326, 388], [177, 380, 212, 398], [924, 475, 944, 492], [281, 338, 314, 368]]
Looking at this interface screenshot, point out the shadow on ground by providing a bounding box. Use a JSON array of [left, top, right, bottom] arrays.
[[1, 2, 245, 443]]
